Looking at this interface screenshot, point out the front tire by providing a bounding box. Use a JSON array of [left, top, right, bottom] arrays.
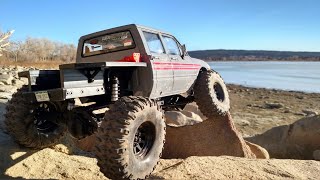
[[5, 86, 66, 149], [94, 96, 166, 179], [194, 70, 230, 117]]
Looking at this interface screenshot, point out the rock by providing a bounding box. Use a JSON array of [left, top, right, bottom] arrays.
[[0, 86, 17, 94], [52, 144, 72, 155], [0, 71, 8, 75], [0, 93, 12, 100], [162, 112, 256, 159], [294, 112, 306, 116], [283, 107, 292, 113], [0, 75, 13, 85], [313, 150, 320, 160], [12, 66, 25, 72], [162, 103, 256, 158], [302, 109, 318, 116], [165, 110, 203, 127], [264, 102, 284, 109], [11, 79, 27, 87], [248, 104, 263, 108], [183, 103, 207, 120], [11, 79, 18, 85], [259, 95, 269, 99], [245, 140, 269, 159], [295, 95, 305, 99], [247, 115, 320, 159], [239, 119, 250, 126]]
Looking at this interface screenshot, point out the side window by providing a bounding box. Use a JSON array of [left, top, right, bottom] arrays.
[[162, 36, 181, 55], [143, 31, 165, 54]]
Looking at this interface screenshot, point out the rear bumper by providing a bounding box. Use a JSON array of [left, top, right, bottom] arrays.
[[23, 88, 65, 102], [24, 85, 105, 102]]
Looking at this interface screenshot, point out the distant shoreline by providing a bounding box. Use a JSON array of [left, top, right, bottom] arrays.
[[227, 83, 320, 95], [188, 49, 320, 62]]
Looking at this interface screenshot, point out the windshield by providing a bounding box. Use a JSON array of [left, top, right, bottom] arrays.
[[82, 31, 135, 57]]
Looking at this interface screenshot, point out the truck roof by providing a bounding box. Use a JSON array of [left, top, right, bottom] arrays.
[[79, 24, 170, 40], [135, 24, 170, 34]]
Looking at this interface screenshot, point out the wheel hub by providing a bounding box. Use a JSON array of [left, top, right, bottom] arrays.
[[133, 122, 156, 158], [213, 83, 225, 102], [33, 102, 59, 133]]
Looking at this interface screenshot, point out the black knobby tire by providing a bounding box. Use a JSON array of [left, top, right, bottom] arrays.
[[94, 96, 166, 180], [4, 86, 66, 149], [194, 70, 230, 117]]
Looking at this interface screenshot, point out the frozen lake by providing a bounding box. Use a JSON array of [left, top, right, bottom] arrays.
[[209, 61, 320, 93]]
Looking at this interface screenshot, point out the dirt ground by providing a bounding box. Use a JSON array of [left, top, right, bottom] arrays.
[[2, 148, 320, 180], [228, 84, 320, 136], [1, 82, 320, 179]]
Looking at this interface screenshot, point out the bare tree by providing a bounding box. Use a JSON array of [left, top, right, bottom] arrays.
[[0, 30, 14, 56], [5, 36, 77, 62]]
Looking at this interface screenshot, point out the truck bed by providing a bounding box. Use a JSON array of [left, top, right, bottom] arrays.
[[59, 62, 147, 69]]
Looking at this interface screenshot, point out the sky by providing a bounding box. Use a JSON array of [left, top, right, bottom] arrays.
[[1, 0, 320, 51]]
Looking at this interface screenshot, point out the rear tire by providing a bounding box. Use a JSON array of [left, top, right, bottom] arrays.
[[194, 70, 230, 117], [5, 86, 66, 149], [94, 96, 166, 180]]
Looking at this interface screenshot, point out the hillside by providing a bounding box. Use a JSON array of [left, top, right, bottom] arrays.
[[188, 49, 320, 61]]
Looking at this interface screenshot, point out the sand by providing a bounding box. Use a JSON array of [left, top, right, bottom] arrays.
[[1, 76, 320, 179]]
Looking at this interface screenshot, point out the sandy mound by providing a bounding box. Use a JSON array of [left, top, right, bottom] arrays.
[[1, 117, 319, 179], [1, 146, 320, 179], [245, 140, 270, 159], [163, 112, 257, 159], [1, 147, 107, 179], [75, 104, 268, 159], [247, 115, 320, 159], [152, 156, 320, 180]]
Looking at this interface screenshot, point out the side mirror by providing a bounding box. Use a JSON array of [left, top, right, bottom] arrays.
[[181, 44, 187, 58]]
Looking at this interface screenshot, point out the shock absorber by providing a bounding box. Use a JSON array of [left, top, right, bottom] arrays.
[[111, 76, 119, 101]]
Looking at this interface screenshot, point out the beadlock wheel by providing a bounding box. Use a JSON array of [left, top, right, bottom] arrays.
[[5, 86, 66, 149], [194, 70, 230, 117], [94, 96, 166, 180]]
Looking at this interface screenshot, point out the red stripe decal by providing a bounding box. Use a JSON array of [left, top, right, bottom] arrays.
[[154, 68, 200, 70], [153, 62, 201, 66], [152, 62, 201, 70]]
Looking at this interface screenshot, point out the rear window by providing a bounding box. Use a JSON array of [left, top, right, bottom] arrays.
[[82, 31, 135, 57]]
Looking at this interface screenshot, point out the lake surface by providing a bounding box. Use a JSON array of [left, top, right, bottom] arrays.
[[209, 61, 320, 93]]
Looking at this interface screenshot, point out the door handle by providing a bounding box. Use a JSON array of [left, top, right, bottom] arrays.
[[171, 57, 178, 60]]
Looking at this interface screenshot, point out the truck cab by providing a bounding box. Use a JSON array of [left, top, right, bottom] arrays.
[[76, 24, 210, 98]]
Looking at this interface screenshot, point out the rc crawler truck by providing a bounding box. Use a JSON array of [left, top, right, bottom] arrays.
[[5, 24, 230, 179]]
